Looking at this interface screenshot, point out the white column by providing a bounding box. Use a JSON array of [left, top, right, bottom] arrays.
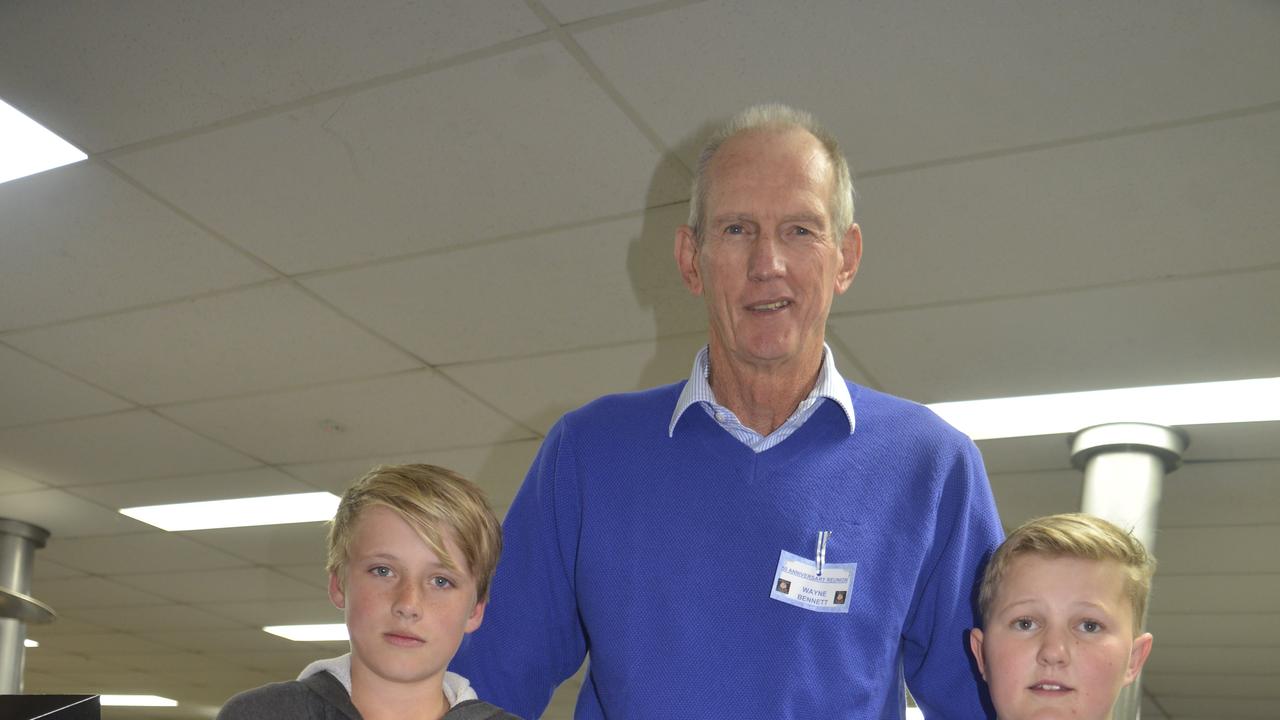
[[0, 518, 54, 694], [1070, 423, 1187, 720]]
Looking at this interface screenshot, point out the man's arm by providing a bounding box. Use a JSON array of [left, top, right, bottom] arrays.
[[903, 436, 1003, 719], [450, 419, 587, 719]]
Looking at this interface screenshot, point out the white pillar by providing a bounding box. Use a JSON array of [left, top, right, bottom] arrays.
[[1070, 423, 1187, 720], [0, 518, 55, 694]]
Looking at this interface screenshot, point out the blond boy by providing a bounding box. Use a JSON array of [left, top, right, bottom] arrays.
[[218, 464, 520, 720], [970, 513, 1156, 720]]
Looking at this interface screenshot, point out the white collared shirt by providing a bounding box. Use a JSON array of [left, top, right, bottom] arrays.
[[668, 344, 856, 452]]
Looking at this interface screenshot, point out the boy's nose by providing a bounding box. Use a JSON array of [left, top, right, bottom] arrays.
[[392, 583, 422, 619], [1036, 628, 1070, 666]]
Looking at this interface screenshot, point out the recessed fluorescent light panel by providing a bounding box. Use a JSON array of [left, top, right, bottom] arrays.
[[120, 492, 340, 531], [0, 98, 87, 184], [99, 695, 178, 707], [264, 623, 348, 642], [928, 377, 1280, 441], [24, 639, 37, 648]]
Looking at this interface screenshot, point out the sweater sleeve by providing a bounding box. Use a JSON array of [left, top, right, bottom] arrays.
[[902, 435, 1003, 719], [450, 417, 588, 718]]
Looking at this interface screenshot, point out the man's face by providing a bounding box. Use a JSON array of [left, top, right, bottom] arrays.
[[329, 505, 485, 694], [970, 555, 1153, 720], [676, 128, 860, 373]]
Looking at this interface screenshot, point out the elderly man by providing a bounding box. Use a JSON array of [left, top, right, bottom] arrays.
[[451, 105, 1002, 719]]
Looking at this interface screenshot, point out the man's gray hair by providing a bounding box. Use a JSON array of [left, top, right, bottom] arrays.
[[687, 103, 856, 242]]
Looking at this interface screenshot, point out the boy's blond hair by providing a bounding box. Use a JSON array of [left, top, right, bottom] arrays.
[[326, 463, 502, 602], [977, 513, 1156, 629]]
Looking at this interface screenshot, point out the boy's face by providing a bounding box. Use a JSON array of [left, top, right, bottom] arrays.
[[969, 555, 1153, 720], [328, 505, 485, 694]]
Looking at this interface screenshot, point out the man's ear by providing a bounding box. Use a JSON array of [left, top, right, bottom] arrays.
[[1123, 632, 1154, 685], [675, 225, 703, 295], [464, 598, 486, 634], [327, 572, 346, 610], [969, 628, 988, 680], [833, 223, 862, 295]]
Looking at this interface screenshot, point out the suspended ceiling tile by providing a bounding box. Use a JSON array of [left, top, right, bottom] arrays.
[[196, 598, 342, 628], [443, 333, 708, 435], [116, 567, 319, 604], [1145, 693, 1280, 719], [0, 410, 258, 486], [0, 343, 131, 428], [0, 465, 47, 494], [67, 605, 243, 634], [828, 269, 1280, 404], [0, 162, 273, 330], [66, 466, 315, 509], [0, 488, 155, 539], [1146, 612, 1280, 648], [576, 0, 1280, 170], [280, 439, 542, 512], [181, 523, 330, 566], [1156, 525, 1280, 575], [6, 283, 419, 404], [0, 1, 544, 151], [303, 205, 699, 364], [160, 370, 534, 464], [1160, 460, 1280, 528], [41, 532, 248, 576], [843, 110, 1280, 313], [974, 434, 1074, 475], [32, 576, 168, 610], [1182, 421, 1280, 463], [112, 43, 690, 274], [1148, 573, 1280, 614], [542, 0, 670, 24], [986, 469, 1083, 530]]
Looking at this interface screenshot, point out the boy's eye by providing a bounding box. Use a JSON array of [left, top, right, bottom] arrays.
[[1012, 617, 1038, 631], [1079, 620, 1103, 633], [370, 566, 392, 578], [431, 576, 454, 589]]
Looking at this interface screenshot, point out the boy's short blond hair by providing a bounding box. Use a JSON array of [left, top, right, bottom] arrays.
[[977, 513, 1156, 629], [326, 464, 502, 602]]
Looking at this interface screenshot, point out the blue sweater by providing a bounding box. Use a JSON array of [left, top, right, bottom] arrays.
[[452, 382, 1001, 718]]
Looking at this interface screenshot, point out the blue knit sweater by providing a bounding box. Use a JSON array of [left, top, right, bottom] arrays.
[[452, 381, 1001, 718]]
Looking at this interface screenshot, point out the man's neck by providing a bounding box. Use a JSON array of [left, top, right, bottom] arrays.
[[707, 346, 823, 436]]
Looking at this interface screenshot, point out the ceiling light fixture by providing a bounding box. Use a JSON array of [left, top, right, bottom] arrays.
[[0, 98, 87, 185], [99, 695, 178, 707], [927, 376, 1280, 441], [24, 639, 37, 648], [264, 623, 348, 642], [120, 492, 340, 531]]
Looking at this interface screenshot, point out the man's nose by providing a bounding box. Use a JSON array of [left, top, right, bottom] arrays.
[[748, 232, 785, 280]]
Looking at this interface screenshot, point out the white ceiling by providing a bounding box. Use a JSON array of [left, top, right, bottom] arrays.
[[1, 1, 1277, 718]]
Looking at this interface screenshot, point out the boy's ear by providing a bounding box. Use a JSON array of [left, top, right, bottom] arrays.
[[1123, 632, 1154, 685], [327, 572, 346, 610], [464, 598, 486, 634], [968, 628, 987, 680]]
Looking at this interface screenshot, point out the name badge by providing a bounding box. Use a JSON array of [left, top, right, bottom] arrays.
[[770, 549, 856, 613]]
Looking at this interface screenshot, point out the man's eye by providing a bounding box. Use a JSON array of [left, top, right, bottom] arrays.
[[725, 224, 744, 235], [1013, 618, 1037, 631], [792, 226, 811, 235], [1079, 620, 1103, 633]]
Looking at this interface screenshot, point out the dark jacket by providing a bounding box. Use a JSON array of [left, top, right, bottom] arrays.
[[216, 671, 521, 720]]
